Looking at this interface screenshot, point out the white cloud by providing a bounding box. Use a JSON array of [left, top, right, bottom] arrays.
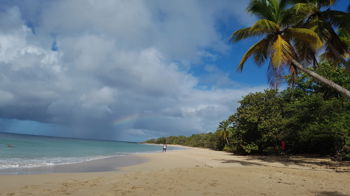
[[0, 0, 263, 141]]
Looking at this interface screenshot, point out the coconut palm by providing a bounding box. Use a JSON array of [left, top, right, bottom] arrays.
[[217, 120, 231, 146], [227, 114, 237, 127], [231, 0, 350, 98], [289, 0, 349, 65], [339, 30, 350, 71]]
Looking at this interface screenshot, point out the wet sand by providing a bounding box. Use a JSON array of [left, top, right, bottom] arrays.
[[0, 155, 145, 175], [0, 146, 349, 196]]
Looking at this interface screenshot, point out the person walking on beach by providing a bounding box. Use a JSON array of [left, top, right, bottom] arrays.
[[281, 140, 286, 155], [162, 144, 167, 152]]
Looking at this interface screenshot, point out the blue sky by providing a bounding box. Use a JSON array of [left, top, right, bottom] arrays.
[[0, 0, 348, 141]]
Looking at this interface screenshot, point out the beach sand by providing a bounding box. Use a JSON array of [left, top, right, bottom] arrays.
[[0, 146, 350, 196]]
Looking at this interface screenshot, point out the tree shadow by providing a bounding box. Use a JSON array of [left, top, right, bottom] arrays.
[[315, 191, 349, 196], [219, 154, 350, 172], [218, 159, 265, 166]]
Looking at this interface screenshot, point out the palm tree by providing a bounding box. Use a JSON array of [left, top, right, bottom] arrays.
[[227, 114, 237, 127], [217, 120, 231, 146], [340, 31, 350, 72], [231, 0, 350, 98], [289, 0, 349, 65]]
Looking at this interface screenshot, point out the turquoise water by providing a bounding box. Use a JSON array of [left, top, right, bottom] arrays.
[[0, 132, 170, 170]]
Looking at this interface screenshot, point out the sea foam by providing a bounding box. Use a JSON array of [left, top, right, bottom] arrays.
[[0, 155, 124, 169]]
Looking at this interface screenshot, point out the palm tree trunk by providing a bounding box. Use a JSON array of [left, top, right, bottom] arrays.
[[291, 59, 350, 98], [225, 137, 230, 146]]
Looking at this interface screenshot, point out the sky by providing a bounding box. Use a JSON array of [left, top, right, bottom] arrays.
[[0, 0, 347, 141]]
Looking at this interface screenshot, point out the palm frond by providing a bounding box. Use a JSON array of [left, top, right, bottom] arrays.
[[285, 0, 307, 3], [281, 3, 315, 26], [285, 28, 323, 50], [289, 3, 316, 16], [231, 27, 261, 42], [285, 0, 336, 8], [339, 30, 350, 50], [324, 26, 348, 59], [254, 19, 280, 30], [293, 39, 317, 65], [237, 38, 271, 71], [320, 29, 350, 65], [317, 0, 337, 7], [267, 63, 284, 88], [270, 35, 294, 68], [248, 0, 276, 21], [285, 27, 322, 64], [253, 38, 270, 66], [279, 0, 289, 9], [320, 47, 344, 64], [231, 19, 279, 42], [218, 120, 230, 130], [321, 10, 349, 29]]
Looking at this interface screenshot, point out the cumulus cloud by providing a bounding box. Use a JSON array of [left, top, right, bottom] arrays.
[[0, 0, 264, 141]]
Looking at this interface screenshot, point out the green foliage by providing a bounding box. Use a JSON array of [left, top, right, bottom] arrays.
[[146, 62, 350, 160], [231, 0, 325, 86], [145, 132, 226, 151], [280, 62, 350, 156], [232, 0, 350, 98], [147, 0, 350, 159], [230, 62, 350, 156], [232, 89, 285, 154]]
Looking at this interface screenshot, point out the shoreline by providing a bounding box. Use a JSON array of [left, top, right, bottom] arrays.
[[0, 154, 145, 175], [0, 146, 349, 195], [0, 145, 186, 175]]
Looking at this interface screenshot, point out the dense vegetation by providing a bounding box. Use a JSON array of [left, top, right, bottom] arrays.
[[147, 0, 350, 160], [146, 62, 350, 160]]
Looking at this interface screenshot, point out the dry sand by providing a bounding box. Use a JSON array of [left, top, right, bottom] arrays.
[[0, 146, 350, 196]]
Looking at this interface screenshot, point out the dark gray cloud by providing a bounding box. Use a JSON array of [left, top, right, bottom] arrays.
[[0, 0, 264, 141]]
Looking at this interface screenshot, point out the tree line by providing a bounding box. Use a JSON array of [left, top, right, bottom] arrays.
[[146, 62, 350, 160], [147, 0, 350, 160]]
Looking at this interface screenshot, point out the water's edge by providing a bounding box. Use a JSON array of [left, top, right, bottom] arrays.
[[0, 154, 146, 175]]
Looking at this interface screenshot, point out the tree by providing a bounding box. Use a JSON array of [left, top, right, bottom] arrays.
[[217, 120, 231, 146], [231, 0, 350, 98], [288, 0, 349, 66], [281, 62, 350, 155], [233, 89, 285, 154], [229, 63, 350, 155], [289, 0, 348, 62]]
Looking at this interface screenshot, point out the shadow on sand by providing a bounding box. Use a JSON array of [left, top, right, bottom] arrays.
[[219, 159, 266, 166], [217, 154, 350, 172], [316, 191, 349, 196]]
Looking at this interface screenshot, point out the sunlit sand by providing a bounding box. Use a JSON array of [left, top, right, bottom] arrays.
[[0, 146, 349, 196]]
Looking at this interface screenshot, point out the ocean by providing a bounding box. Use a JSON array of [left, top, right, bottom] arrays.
[[0, 132, 175, 174]]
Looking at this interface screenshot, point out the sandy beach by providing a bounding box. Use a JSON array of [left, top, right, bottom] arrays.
[[0, 146, 350, 196]]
